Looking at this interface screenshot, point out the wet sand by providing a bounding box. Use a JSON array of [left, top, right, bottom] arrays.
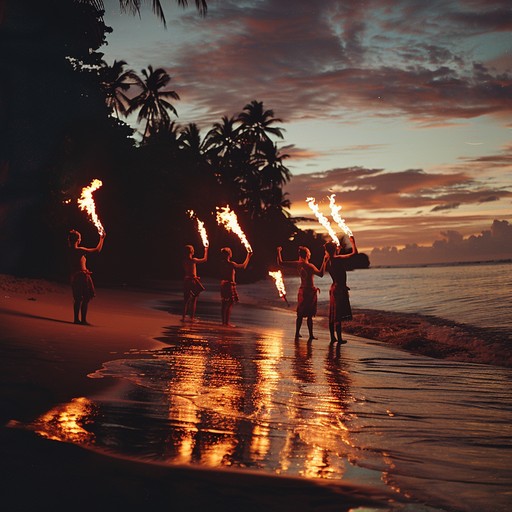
[[2, 275, 511, 512], [0, 277, 399, 511]]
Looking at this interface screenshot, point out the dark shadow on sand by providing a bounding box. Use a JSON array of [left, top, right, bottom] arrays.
[[0, 308, 74, 325]]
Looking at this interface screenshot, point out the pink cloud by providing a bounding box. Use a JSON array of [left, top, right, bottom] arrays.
[[284, 166, 512, 212]]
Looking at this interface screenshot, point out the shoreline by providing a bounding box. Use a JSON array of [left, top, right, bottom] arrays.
[[2, 274, 511, 511], [0, 274, 405, 511]]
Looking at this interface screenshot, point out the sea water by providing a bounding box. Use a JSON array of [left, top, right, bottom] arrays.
[[256, 260, 512, 333], [26, 262, 512, 512]]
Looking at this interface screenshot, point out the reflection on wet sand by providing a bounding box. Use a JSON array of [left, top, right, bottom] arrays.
[[31, 397, 97, 444], [29, 323, 358, 482]]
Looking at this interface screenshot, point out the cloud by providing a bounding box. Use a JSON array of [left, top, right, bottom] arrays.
[[149, 0, 512, 126], [284, 165, 512, 214], [431, 202, 461, 212], [370, 219, 512, 265]]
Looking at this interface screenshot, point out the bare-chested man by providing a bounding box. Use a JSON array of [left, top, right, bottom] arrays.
[[219, 247, 252, 327], [182, 244, 208, 321]]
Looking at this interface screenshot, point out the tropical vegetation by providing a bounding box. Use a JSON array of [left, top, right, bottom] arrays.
[[0, 0, 368, 283]]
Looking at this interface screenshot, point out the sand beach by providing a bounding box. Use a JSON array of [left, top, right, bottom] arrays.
[[1, 274, 511, 511]]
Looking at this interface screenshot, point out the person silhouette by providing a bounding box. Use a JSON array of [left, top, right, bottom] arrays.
[[324, 236, 358, 344], [67, 229, 105, 325], [219, 247, 252, 327], [182, 244, 208, 321], [277, 245, 328, 341]]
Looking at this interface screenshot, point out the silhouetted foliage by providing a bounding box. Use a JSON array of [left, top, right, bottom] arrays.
[[0, 0, 369, 283]]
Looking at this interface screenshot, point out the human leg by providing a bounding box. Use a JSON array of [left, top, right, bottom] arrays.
[[80, 300, 90, 325], [295, 315, 303, 339], [306, 316, 317, 340], [329, 321, 337, 343], [73, 300, 81, 324]]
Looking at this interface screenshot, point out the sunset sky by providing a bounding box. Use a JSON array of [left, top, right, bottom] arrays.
[[100, 0, 512, 265]]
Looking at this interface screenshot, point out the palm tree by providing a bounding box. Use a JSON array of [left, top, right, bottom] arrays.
[[98, 59, 138, 118], [236, 100, 284, 149], [179, 122, 203, 155], [80, 1, 207, 27], [203, 115, 239, 158], [256, 140, 291, 188], [128, 65, 180, 142]]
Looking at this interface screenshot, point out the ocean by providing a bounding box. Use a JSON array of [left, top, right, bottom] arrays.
[[256, 260, 512, 332], [26, 262, 512, 512]]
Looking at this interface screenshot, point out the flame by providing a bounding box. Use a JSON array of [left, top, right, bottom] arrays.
[[328, 194, 353, 237], [187, 210, 209, 247], [268, 270, 287, 298], [77, 179, 105, 235], [216, 205, 253, 252], [305, 197, 340, 246]]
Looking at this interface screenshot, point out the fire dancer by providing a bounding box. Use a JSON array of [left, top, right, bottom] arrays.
[[324, 236, 358, 344], [182, 244, 208, 321], [277, 245, 328, 341], [219, 247, 252, 327], [67, 229, 106, 325]]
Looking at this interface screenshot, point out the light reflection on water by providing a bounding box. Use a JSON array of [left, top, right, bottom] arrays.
[[28, 324, 373, 481], [26, 317, 512, 512]]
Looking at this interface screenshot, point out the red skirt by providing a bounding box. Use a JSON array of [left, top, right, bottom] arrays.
[[296, 286, 318, 317], [329, 283, 352, 322], [220, 280, 239, 303]]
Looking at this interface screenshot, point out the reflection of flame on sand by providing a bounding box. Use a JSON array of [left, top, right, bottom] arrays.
[[31, 397, 96, 444], [268, 270, 289, 306], [216, 205, 253, 253], [187, 209, 209, 247], [306, 197, 340, 246], [78, 178, 105, 235]]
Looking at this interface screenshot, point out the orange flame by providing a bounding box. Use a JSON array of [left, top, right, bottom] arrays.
[[328, 194, 353, 237], [187, 210, 209, 247], [306, 197, 340, 246], [216, 205, 253, 252], [78, 179, 105, 235], [268, 270, 287, 298]]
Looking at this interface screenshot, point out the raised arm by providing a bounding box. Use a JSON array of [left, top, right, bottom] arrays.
[[81, 232, 106, 253], [193, 246, 208, 264], [333, 236, 358, 259], [277, 246, 298, 267], [233, 249, 252, 270], [312, 252, 329, 277]]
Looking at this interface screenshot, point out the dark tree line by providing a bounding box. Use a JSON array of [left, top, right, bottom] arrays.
[[0, 0, 368, 284]]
